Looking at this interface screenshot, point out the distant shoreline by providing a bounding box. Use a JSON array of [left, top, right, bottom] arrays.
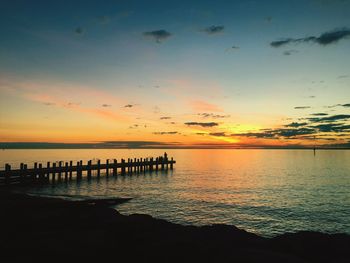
[[1, 141, 350, 150], [1, 146, 350, 150]]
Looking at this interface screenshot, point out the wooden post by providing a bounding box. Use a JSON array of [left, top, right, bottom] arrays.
[[76, 161, 82, 181], [113, 159, 117, 176], [80, 160, 83, 179], [149, 158, 153, 172], [137, 159, 140, 173], [126, 159, 129, 174], [4, 164, 11, 185], [58, 161, 62, 180], [106, 159, 109, 177], [19, 163, 24, 184], [121, 159, 126, 175], [97, 160, 101, 178], [65, 162, 68, 181], [87, 160, 92, 179], [52, 163, 56, 183], [38, 163, 43, 182], [131, 159, 134, 174], [33, 162, 38, 182], [23, 164, 28, 184], [69, 161, 73, 180], [156, 158, 159, 172], [161, 157, 164, 170], [46, 162, 50, 182], [140, 158, 143, 172], [170, 157, 174, 170]]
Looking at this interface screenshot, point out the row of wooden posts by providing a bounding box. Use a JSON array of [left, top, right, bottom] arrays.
[[0, 156, 175, 186]]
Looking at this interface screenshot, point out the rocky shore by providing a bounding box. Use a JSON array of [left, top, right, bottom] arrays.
[[0, 191, 349, 263]]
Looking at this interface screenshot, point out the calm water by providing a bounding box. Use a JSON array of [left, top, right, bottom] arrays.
[[1, 149, 349, 237]]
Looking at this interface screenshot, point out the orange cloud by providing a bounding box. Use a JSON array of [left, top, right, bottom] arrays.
[[189, 100, 223, 112], [76, 107, 128, 122], [0, 76, 128, 122]]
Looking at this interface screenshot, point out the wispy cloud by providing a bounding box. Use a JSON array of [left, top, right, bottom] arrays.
[[294, 106, 311, 109], [209, 132, 227, 137], [202, 25, 225, 35], [283, 50, 298, 56], [74, 27, 84, 36], [313, 123, 350, 132], [185, 122, 219, 127], [307, 114, 350, 123], [198, 113, 230, 118], [160, 116, 171, 120], [102, 104, 112, 107], [311, 113, 328, 116], [271, 28, 350, 47], [234, 127, 317, 138], [226, 46, 240, 52], [97, 15, 111, 25], [285, 122, 308, 127], [124, 104, 136, 108], [153, 131, 178, 135], [143, 30, 172, 43]]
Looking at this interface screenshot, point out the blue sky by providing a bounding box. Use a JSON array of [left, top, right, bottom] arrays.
[[0, 0, 350, 147]]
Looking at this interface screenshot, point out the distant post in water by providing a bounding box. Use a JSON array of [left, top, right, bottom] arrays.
[[170, 157, 174, 170]]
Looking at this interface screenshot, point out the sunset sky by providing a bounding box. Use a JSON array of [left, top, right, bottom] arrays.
[[1, 0, 350, 148]]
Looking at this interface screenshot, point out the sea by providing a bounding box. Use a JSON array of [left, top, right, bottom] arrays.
[[1, 149, 349, 237]]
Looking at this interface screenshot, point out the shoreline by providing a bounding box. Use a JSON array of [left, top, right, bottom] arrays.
[[0, 191, 349, 262]]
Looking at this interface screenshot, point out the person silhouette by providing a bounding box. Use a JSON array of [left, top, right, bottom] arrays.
[[164, 152, 168, 161]]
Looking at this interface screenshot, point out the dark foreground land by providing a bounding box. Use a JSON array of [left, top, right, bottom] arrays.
[[0, 191, 349, 263]]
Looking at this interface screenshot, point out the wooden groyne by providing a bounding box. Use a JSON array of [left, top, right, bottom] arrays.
[[0, 154, 175, 186]]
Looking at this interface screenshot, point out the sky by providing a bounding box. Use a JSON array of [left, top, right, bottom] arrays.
[[1, 0, 350, 148]]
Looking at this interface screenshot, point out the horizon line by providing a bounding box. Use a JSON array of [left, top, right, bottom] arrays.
[[0, 142, 349, 150]]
